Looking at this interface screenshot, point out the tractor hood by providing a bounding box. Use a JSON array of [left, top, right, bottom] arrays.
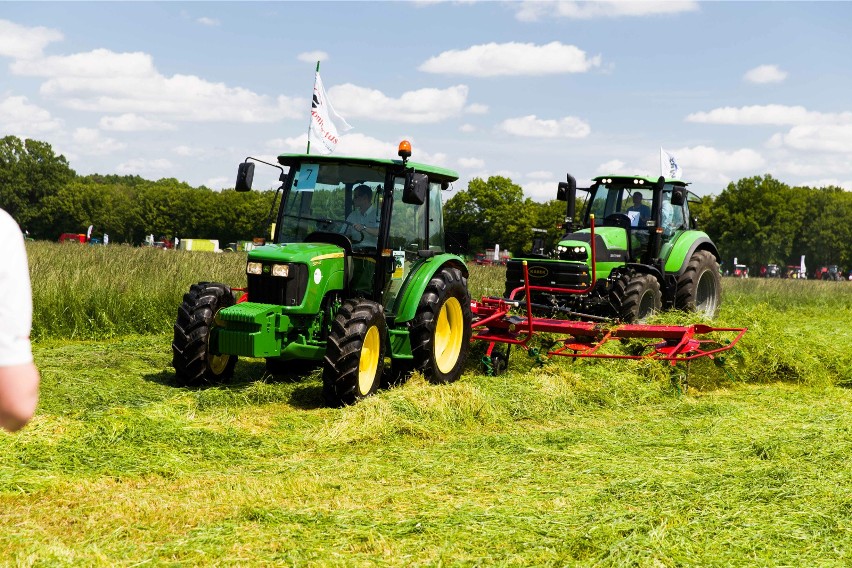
[[557, 226, 630, 264], [247, 242, 345, 265]]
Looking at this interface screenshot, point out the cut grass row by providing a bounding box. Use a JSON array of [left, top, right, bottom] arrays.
[[2, 333, 851, 565]]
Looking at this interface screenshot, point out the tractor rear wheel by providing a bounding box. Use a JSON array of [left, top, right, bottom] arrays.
[[410, 266, 472, 384], [172, 282, 237, 385], [322, 299, 387, 406], [612, 273, 661, 323], [676, 250, 722, 318]]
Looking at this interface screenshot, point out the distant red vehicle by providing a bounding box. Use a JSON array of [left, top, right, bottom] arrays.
[[733, 264, 749, 278], [58, 233, 87, 244]]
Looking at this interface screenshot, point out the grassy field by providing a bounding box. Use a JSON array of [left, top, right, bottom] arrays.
[[2, 244, 852, 565]]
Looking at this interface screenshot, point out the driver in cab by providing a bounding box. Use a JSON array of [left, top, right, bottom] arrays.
[[627, 192, 651, 227], [346, 184, 379, 247]]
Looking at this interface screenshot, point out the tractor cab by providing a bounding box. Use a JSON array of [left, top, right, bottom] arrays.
[[572, 174, 693, 264]]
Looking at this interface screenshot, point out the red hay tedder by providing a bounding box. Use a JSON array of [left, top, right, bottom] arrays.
[[469, 217, 747, 376]]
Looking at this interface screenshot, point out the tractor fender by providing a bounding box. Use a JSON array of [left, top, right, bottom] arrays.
[[663, 234, 719, 276], [391, 253, 468, 324]]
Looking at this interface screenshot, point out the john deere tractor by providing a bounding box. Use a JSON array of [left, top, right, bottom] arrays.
[[505, 173, 721, 322], [172, 142, 472, 406]]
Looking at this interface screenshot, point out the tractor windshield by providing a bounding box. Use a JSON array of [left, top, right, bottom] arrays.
[[276, 161, 385, 251]]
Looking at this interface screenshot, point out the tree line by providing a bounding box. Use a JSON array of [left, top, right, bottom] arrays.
[[2, 135, 850, 270], [0, 135, 273, 245]]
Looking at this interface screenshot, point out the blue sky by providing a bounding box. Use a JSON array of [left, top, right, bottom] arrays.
[[2, 1, 851, 201]]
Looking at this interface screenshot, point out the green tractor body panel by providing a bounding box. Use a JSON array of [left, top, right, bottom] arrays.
[[214, 241, 346, 360], [390, 254, 468, 324], [661, 230, 717, 274]]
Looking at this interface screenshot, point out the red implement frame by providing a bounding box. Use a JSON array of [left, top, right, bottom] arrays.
[[471, 259, 746, 365]]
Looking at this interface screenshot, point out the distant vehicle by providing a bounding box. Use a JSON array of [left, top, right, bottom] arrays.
[[58, 233, 87, 244], [733, 264, 749, 278], [765, 264, 780, 278]]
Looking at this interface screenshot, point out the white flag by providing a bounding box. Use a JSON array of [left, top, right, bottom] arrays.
[[308, 72, 352, 155], [660, 147, 682, 180]]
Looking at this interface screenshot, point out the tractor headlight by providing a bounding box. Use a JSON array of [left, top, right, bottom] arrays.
[[246, 261, 263, 275], [271, 264, 289, 278]]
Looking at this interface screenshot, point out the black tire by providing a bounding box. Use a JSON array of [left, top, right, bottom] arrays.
[[172, 282, 237, 385], [611, 273, 662, 323], [675, 250, 722, 318], [322, 299, 387, 406], [410, 266, 472, 384]]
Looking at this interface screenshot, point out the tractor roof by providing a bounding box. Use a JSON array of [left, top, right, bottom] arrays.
[[593, 174, 690, 187], [277, 153, 459, 183]]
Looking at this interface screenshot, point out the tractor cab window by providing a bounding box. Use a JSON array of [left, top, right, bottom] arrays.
[[276, 162, 385, 251], [387, 175, 427, 253], [428, 183, 445, 252], [661, 186, 687, 238]]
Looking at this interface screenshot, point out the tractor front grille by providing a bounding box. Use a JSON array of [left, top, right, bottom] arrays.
[[247, 263, 309, 306], [504, 259, 591, 297]]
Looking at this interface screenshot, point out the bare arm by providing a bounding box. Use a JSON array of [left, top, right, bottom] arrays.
[[0, 362, 40, 432]]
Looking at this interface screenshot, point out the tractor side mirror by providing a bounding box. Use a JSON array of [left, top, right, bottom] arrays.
[[556, 174, 576, 201], [235, 162, 255, 192], [671, 189, 685, 206], [403, 172, 428, 205]]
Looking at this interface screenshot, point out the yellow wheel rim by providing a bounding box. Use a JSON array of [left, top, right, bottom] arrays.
[[208, 352, 230, 375], [207, 327, 230, 376], [435, 297, 464, 374], [358, 325, 380, 395]]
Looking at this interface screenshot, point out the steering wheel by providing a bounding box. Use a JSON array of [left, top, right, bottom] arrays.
[[316, 218, 364, 243]]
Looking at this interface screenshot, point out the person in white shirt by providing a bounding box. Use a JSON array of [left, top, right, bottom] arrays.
[[345, 184, 379, 248], [0, 208, 40, 432]]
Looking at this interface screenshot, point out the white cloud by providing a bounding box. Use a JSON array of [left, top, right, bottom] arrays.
[[744, 64, 787, 84], [297, 51, 329, 63], [499, 114, 591, 138], [514, 1, 699, 22], [465, 103, 488, 114], [116, 158, 174, 176], [0, 19, 63, 60], [197, 17, 220, 27], [419, 41, 601, 77], [204, 176, 232, 190], [596, 159, 631, 174], [10, 48, 303, 123], [520, 180, 557, 202], [99, 113, 176, 131], [686, 104, 852, 126], [459, 124, 476, 133], [774, 124, 852, 153], [329, 84, 468, 123], [72, 127, 126, 155], [458, 157, 485, 169], [0, 95, 63, 134], [527, 170, 554, 180]]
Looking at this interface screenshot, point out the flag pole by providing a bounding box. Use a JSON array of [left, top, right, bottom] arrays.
[[306, 61, 320, 154]]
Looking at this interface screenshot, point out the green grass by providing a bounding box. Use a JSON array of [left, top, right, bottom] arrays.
[[4, 249, 852, 565]]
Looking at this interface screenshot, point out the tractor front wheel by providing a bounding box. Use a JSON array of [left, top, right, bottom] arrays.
[[322, 299, 387, 406], [612, 273, 662, 323], [172, 282, 237, 385], [410, 266, 472, 384], [675, 250, 722, 318]]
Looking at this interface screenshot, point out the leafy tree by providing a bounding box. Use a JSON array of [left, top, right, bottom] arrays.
[[702, 175, 804, 267], [0, 135, 75, 236], [444, 176, 537, 255]]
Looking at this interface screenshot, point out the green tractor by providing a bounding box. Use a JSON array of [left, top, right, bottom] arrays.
[[505, 173, 721, 322], [172, 141, 472, 406]]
